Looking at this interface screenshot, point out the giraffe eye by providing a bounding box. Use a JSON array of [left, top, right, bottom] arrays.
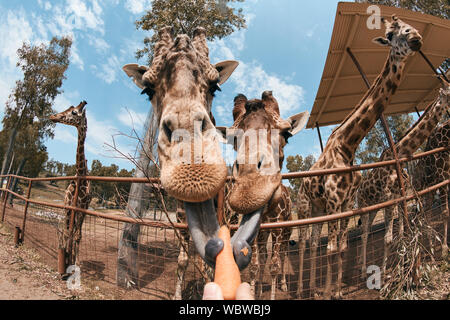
[[72, 110, 78, 116]]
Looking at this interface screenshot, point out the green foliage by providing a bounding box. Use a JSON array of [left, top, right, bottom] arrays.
[[135, 0, 247, 64], [89, 160, 135, 206], [355, 0, 449, 19], [285, 154, 316, 203], [0, 36, 72, 177], [356, 114, 415, 164]]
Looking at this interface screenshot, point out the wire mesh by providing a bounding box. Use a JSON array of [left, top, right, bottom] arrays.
[[0, 151, 448, 300]]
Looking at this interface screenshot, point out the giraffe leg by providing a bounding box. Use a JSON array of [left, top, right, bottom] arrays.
[[174, 231, 189, 300], [441, 187, 448, 259], [383, 206, 394, 276], [360, 212, 376, 279], [324, 219, 339, 300], [257, 231, 269, 298], [297, 226, 307, 297], [249, 241, 259, 297], [309, 222, 322, 298], [279, 229, 291, 293], [269, 229, 283, 300], [334, 217, 349, 300]]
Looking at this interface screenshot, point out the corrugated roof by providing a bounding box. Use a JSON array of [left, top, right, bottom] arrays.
[[307, 2, 450, 129]]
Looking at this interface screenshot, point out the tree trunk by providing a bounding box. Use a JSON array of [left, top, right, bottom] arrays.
[[1, 121, 21, 177], [8, 158, 26, 205], [116, 109, 158, 288]]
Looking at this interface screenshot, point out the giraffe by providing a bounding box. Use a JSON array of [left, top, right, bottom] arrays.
[[123, 26, 269, 298], [50, 101, 91, 266], [414, 115, 450, 259], [297, 15, 423, 299], [358, 82, 450, 278], [224, 91, 309, 300]]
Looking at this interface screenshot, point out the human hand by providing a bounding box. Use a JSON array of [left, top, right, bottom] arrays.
[[202, 282, 254, 300]]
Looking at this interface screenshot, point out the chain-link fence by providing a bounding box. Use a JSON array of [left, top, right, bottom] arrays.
[[0, 146, 448, 300]]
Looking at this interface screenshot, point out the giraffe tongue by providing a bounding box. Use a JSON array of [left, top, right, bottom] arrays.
[[231, 207, 263, 271], [184, 199, 222, 268], [184, 200, 263, 271]]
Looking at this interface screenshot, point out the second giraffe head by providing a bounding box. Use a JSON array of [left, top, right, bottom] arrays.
[[50, 101, 88, 127]]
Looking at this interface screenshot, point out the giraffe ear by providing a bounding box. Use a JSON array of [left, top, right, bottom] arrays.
[[214, 60, 239, 85], [373, 37, 390, 47], [123, 64, 150, 89], [285, 111, 309, 137]]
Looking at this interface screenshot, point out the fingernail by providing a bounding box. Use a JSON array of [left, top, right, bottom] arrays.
[[203, 282, 223, 300]]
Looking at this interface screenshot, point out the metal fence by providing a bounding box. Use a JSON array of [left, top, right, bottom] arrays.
[[0, 145, 448, 300]]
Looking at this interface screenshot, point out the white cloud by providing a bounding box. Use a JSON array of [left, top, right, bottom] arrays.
[[117, 108, 147, 129], [93, 55, 121, 84], [231, 62, 306, 117], [65, 0, 105, 35], [88, 35, 110, 54], [124, 0, 152, 14]]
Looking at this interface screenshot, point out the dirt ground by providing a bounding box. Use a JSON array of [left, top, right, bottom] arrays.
[[1, 220, 449, 300], [0, 223, 120, 300]]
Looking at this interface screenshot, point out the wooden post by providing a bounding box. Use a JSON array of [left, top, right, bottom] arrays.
[[14, 226, 21, 247], [58, 248, 66, 275], [20, 180, 33, 243]]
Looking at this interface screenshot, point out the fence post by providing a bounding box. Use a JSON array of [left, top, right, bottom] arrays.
[[1, 176, 12, 222], [20, 180, 33, 243], [14, 226, 21, 247]]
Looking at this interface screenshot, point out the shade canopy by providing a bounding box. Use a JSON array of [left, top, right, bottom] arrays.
[[307, 2, 450, 129]]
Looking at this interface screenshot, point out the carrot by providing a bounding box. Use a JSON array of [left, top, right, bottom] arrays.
[[214, 226, 242, 300]]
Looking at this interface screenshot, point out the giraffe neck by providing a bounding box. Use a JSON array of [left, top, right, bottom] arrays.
[[329, 52, 407, 163], [76, 122, 87, 177], [383, 93, 448, 160]]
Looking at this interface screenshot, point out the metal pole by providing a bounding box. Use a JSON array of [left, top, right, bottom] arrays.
[[414, 107, 421, 118], [418, 50, 449, 82], [316, 122, 324, 152], [1, 176, 12, 222], [21, 180, 33, 243], [346, 47, 410, 230]]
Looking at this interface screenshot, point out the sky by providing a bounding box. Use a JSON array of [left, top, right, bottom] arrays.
[[0, 0, 343, 172]]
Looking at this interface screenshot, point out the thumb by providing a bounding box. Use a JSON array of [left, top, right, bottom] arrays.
[[203, 282, 224, 300]]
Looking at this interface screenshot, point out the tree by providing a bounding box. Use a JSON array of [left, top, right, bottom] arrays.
[[286, 154, 316, 203], [356, 114, 415, 164], [0, 36, 72, 178], [135, 0, 247, 64]]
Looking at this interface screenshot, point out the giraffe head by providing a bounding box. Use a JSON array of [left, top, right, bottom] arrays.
[[218, 91, 308, 269], [228, 91, 308, 214], [123, 26, 239, 268], [50, 101, 87, 128], [123, 27, 238, 203], [373, 15, 422, 59]]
